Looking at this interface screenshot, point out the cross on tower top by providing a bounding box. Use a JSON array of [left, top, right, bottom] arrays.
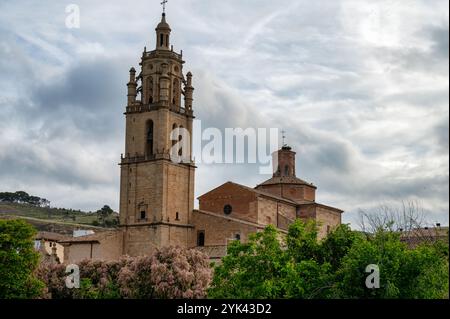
[[281, 130, 287, 146], [161, 0, 168, 13]]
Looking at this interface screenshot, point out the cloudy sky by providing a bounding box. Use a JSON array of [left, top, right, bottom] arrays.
[[0, 0, 448, 227]]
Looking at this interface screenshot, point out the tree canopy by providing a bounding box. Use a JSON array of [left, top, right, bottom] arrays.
[[208, 220, 449, 299], [0, 191, 50, 207], [0, 219, 44, 298]]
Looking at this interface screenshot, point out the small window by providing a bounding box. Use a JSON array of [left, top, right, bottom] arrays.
[[197, 231, 205, 247], [235, 234, 241, 241], [140, 211, 146, 220], [284, 165, 289, 176], [175, 212, 179, 220], [224, 204, 232, 215], [160, 34, 164, 46]]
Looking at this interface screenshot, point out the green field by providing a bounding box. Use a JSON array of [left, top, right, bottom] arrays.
[[0, 202, 118, 233]]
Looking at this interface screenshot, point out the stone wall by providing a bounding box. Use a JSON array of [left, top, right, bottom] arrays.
[[63, 231, 123, 264], [191, 210, 260, 247], [315, 206, 342, 240], [199, 183, 258, 224]]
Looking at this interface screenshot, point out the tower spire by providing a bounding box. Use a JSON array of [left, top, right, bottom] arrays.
[[155, 3, 171, 50]]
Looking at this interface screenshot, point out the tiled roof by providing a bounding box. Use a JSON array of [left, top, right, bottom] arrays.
[[35, 231, 71, 242], [297, 201, 344, 213], [257, 176, 317, 188], [59, 231, 116, 244]]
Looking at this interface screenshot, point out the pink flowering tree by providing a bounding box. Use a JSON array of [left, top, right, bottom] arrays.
[[37, 247, 212, 299], [118, 247, 212, 299]]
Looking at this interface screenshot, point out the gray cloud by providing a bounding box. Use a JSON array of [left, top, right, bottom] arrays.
[[0, 0, 448, 227]]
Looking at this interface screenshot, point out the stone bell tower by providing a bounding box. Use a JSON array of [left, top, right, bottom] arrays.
[[119, 11, 196, 256]]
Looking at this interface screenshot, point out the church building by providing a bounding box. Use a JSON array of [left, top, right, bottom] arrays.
[[61, 11, 343, 263]]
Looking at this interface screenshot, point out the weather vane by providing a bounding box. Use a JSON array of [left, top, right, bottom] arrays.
[[161, 0, 168, 13], [282, 130, 287, 146]]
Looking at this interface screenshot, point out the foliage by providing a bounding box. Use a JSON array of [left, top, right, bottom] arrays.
[[319, 224, 361, 271], [208, 225, 289, 299], [208, 220, 449, 299], [118, 247, 211, 299], [0, 191, 50, 207], [287, 220, 321, 262], [95, 205, 119, 227], [0, 219, 44, 298], [37, 247, 212, 299]]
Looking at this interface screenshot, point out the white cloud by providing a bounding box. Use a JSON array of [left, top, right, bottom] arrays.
[[0, 0, 448, 228]]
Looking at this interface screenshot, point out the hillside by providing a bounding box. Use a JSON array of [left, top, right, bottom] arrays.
[[0, 202, 118, 234]]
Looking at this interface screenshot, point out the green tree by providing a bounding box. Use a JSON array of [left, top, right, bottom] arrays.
[[208, 225, 289, 299], [96, 205, 114, 227], [208, 220, 448, 299], [0, 219, 44, 298], [319, 224, 361, 271], [209, 221, 337, 299], [287, 220, 321, 263], [335, 231, 449, 299]]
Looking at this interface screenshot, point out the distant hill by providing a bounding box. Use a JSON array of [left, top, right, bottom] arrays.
[[0, 201, 119, 235]]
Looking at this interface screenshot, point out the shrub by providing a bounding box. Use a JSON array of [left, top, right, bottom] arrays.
[[37, 247, 211, 299]]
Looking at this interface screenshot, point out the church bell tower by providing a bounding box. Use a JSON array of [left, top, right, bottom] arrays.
[[119, 10, 196, 256]]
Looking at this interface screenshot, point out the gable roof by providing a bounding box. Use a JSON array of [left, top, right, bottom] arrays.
[[198, 181, 298, 206]]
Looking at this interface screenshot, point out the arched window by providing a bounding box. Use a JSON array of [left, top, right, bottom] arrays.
[[235, 234, 241, 241], [166, 35, 169, 46], [284, 165, 289, 176], [160, 34, 164, 47], [197, 231, 205, 247], [146, 120, 154, 155]]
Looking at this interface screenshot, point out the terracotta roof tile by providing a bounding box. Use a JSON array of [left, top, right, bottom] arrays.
[[59, 231, 117, 244], [257, 176, 316, 188]]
